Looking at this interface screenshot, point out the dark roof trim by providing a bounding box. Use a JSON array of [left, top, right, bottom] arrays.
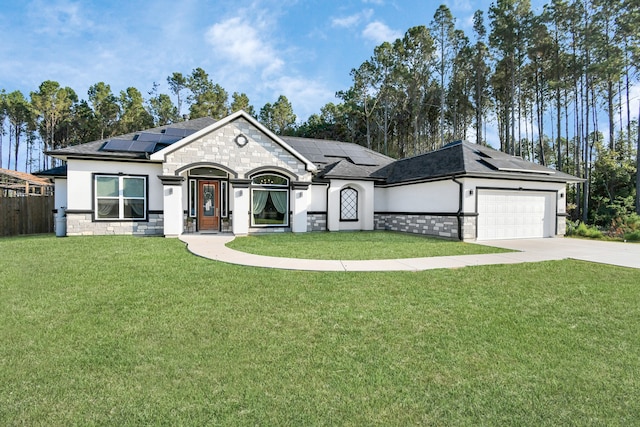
[[176, 162, 238, 178], [60, 155, 159, 163], [157, 175, 185, 186], [376, 172, 580, 187], [229, 178, 251, 188], [245, 165, 299, 180]]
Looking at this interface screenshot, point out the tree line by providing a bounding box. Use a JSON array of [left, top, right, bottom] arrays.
[[1, 0, 639, 229], [0, 67, 297, 172], [296, 0, 639, 227]]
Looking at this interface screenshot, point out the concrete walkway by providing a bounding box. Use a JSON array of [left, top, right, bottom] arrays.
[[180, 234, 640, 272]]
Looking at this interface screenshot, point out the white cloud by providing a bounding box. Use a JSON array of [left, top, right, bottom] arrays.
[[204, 16, 284, 76], [362, 21, 402, 44], [28, 0, 90, 35], [445, 0, 473, 12], [266, 76, 334, 120], [331, 9, 374, 29]]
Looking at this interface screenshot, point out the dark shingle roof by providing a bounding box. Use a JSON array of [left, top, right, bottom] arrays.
[[282, 136, 395, 179], [35, 165, 68, 177], [48, 117, 218, 160], [373, 140, 579, 184], [46, 114, 578, 184]]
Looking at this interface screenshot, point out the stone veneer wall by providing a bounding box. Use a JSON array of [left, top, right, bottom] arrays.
[[374, 213, 459, 239], [557, 215, 566, 236], [307, 213, 327, 232], [162, 118, 310, 180], [66, 212, 164, 236], [461, 215, 477, 240]]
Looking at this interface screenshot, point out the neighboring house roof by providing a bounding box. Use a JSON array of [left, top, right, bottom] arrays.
[[372, 140, 580, 185], [0, 168, 53, 186], [0, 168, 54, 196]]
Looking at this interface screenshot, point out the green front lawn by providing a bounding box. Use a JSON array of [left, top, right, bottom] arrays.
[[227, 230, 511, 259], [1, 235, 639, 425]]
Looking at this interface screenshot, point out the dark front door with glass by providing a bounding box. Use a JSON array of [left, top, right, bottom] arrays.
[[198, 180, 220, 231]]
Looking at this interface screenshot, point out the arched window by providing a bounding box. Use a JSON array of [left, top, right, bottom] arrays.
[[251, 174, 289, 227], [340, 187, 358, 221]]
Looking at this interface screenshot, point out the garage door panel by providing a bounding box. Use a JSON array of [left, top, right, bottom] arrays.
[[477, 190, 553, 240]]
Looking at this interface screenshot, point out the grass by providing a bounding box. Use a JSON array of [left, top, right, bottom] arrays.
[[226, 230, 511, 259], [1, 235, 640, 425]]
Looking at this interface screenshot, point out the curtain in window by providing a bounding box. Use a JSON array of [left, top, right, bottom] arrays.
[[125, 199, 145, 218], [97, 199, 118, 218], [270, 190, 287, 214], [252, 190, 269, 215]]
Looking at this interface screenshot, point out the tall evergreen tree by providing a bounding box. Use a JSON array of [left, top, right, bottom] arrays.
[[167, 72, 187, 117], [117, 87, 153, 134], [30, 81, 76, 168], [186, 68, 229, 120], [431, 5, 456, 147], [88, 82, 119, 139], [230, 92, 255, 116], [5, 91, 32, 170], [471, 10, 491, 146]]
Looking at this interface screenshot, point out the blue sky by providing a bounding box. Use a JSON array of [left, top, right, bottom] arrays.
[[1, 0, 548, 122]]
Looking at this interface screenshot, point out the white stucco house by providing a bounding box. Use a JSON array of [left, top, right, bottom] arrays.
[[43, 110, 578, 241]]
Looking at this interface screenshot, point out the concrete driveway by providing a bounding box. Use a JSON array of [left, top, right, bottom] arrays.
[[476, 237, 640, 270], [181, 234, 640, 272]]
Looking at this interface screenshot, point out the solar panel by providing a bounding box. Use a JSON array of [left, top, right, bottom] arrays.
[[102, 139, 135, 152], [102, 139, 157, 153], [128, 141, 157, 153], [135, 132, 161, 142], [163, 127, 197, 137], [350, 156, 378, 166], [484, 158, 555, 175], [157, 135, 182, 144]]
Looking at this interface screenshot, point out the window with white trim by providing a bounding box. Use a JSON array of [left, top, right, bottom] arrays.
[[188, 179, 197, 218], [95, 175, 147, 220], [251, 174, 289, 226], [340, 187, 358, 221]]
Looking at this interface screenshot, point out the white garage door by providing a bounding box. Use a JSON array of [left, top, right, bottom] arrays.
[[477, 190, 554, 240]]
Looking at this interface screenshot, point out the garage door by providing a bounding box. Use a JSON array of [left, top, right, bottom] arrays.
[[477, 190, 554, 240]]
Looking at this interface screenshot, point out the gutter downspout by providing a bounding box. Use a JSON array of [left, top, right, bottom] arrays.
[[452, 177, 463, 241]]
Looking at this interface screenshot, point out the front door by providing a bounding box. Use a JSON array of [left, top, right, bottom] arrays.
[[198, 180, 220, 231]]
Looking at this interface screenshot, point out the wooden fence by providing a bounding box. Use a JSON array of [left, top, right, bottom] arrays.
[[1, 196, 55, 236]]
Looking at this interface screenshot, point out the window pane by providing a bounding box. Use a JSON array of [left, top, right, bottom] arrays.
[[96, 177, 119, 197], [341, 188, 358, 220], [253, 191, 287, 225], [124, 199, 145, 218], [97, 199, 119, 218], [189, 180, 196, 217], [221, 181, 227, 217], [252, 174, 288, 186], [123, 177, 144, 197], [202, 184, 215, 216]]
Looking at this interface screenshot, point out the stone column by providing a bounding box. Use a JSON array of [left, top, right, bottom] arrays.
[[230, 179, 251, 235], [158, 175, 184, 237], [291, 182, 310, 233]]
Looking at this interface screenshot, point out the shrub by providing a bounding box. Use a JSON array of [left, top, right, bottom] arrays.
[[571, 222, 603, 239], [624, 231, 640, 242]]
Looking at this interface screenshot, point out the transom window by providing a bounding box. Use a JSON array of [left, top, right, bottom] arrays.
[[251, 174, 289, 227], [340, 187, 358, 221], [95, 175, 147, 220]]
